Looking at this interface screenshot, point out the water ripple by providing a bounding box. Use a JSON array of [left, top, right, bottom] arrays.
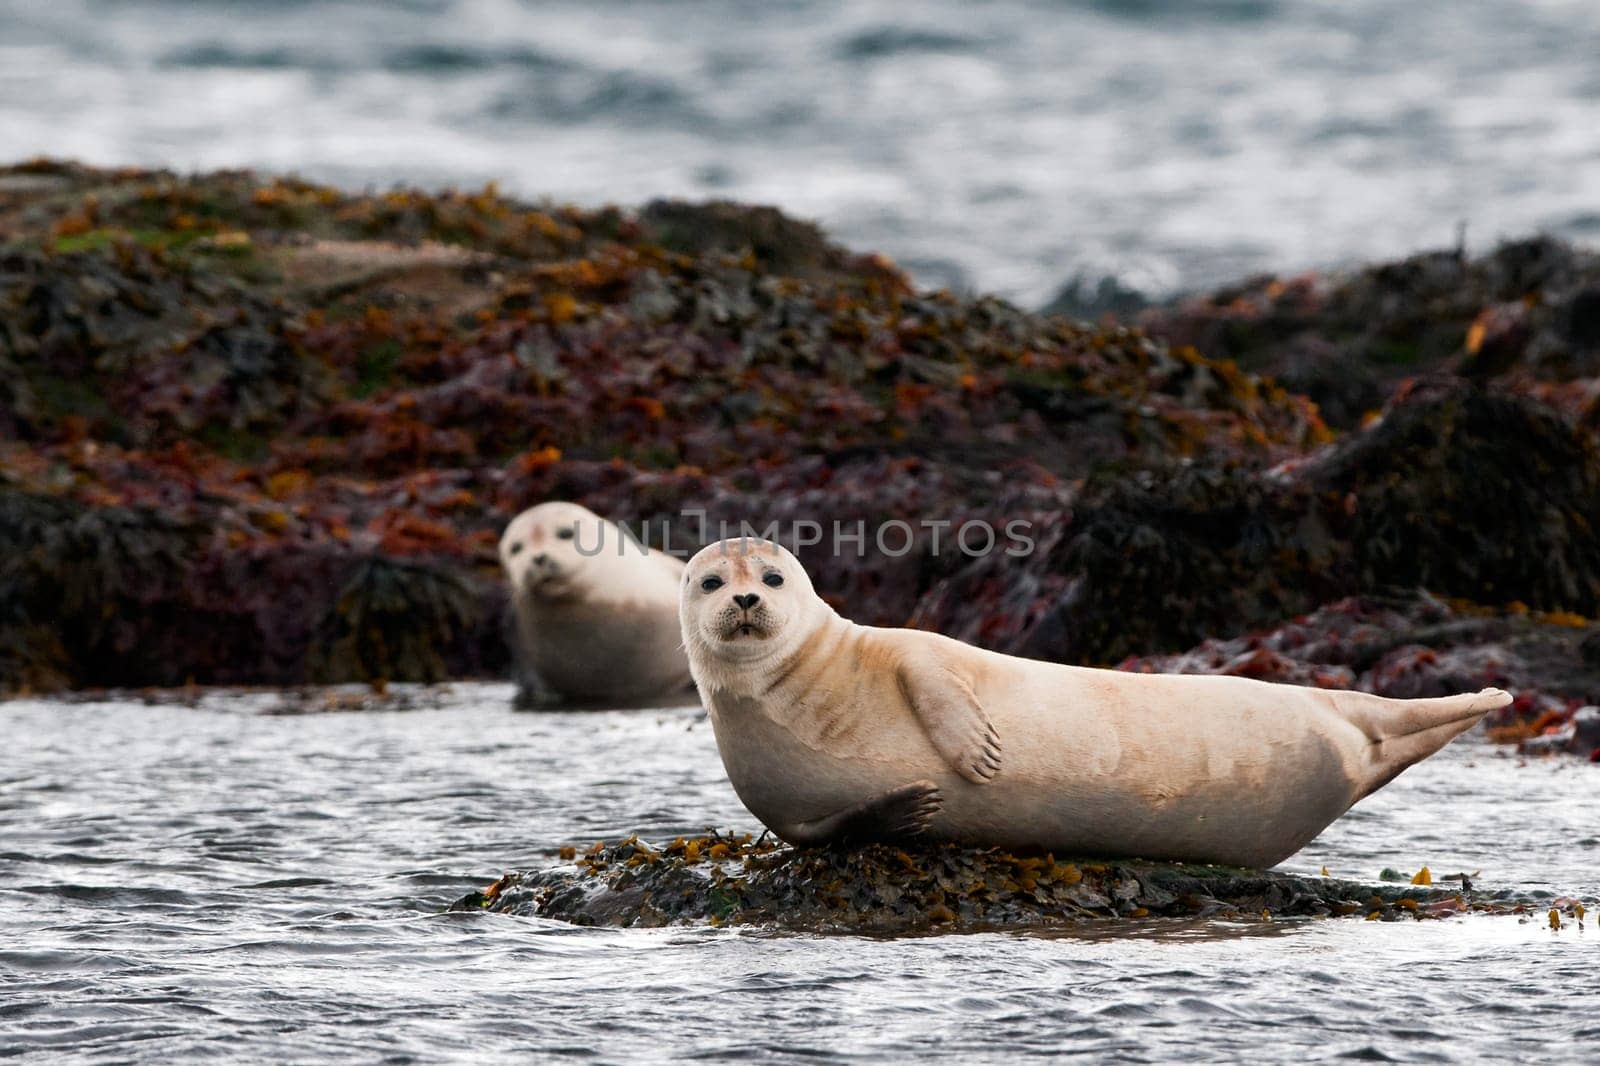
[[3, 685, 1598, 1062]]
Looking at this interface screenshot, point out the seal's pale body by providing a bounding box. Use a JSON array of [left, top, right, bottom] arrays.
[[500, 502, 692, 706], [681, 539, 1509, 867]]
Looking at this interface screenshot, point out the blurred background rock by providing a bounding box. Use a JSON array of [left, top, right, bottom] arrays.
[[2, 1, 1598, 757]]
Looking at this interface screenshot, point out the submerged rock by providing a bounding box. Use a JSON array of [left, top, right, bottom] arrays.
[[451, 834, 1490, 934]]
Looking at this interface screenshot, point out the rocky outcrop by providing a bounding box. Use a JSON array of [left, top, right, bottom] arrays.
[[1141, 237, 1600, 429], [912, 379, 1600, 666], [449, 834, 1505, 934], [4, 160, 1600, 757], [0, 160, 1320, 691]]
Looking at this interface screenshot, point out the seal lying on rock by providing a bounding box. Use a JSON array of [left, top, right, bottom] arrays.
[[679, 538, 1511, 867], [499, 502, 693, 706]]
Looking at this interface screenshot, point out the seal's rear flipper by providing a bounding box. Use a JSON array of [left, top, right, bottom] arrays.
[[1347, 687, 1511, 800], [774, 780, 943, 847]]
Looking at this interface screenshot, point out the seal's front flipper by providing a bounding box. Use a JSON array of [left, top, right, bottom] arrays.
[[775, 780, 943, 847], [899, 659, 1002, 783]]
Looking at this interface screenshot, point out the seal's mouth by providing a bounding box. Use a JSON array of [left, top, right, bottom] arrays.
[[716, 614, 772, 642], [521, 569, 571, 599]]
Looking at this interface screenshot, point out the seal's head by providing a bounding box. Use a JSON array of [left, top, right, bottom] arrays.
[[499, 501, 625, 603], [681, 538, 826, 682]]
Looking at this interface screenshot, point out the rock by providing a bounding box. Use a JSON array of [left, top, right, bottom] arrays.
[[1117, 591, 1600, 753], [913, 380, 1600, 666], [1141, 236, 1600, 426], [1563, 286, 1600, 352], [1293, 378, 1600, 612], [636, 199, 901, 288], [449, 834, 1477, 933], [0, 484, 503, 691], [1583, 630, 1600, 668], [0, 161, 1324, 694], [0, 487, 196, 691], [4, 160, 1600, 708], [309, 556, 491, 685], [1040, 274, 1151, 321], [1460, 301, 1533, 379]]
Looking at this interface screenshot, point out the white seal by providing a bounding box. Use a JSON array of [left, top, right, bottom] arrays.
[[499, 502, 692, 706], [680, 538, 1509, 867]]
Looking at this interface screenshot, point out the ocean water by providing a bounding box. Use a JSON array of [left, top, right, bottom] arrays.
[[3, 685, 1598, 1063], [2, 0, 1599, 303]]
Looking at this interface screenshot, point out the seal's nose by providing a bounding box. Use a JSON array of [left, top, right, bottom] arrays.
[[533, 553, 549, 566], [733, 593, 760, 611]]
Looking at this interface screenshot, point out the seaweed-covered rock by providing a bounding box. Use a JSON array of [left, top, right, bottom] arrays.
[[0, 161, 1329, 694], [636, 199, 901, 287], [449, 834, 1492, 934], [1142, 236, 1600, 428], [309, 555, 492, 684], [0, 487, 198, 690], [0, 481, 505, 690], [5, 160, 1600, 702], [1291, 378, 1600, 609], [0, 245, 320, 449], [1116, 592, 1600, 755], [914, 379, 1600, 665], [2, 164, 1326, 484]]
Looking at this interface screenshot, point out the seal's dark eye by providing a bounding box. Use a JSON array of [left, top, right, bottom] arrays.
[[509, 543, 524, 556], [557, 527, 575, 540], [762, 572, 784, 588], [700, 576, 724, 592]]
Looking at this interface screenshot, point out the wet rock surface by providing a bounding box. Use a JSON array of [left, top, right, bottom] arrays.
[[450, 835, 1534, 934]]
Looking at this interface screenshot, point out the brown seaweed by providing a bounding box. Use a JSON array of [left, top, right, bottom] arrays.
[[448, 834, 1545, 934], [4, 160, 1600, 738]]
